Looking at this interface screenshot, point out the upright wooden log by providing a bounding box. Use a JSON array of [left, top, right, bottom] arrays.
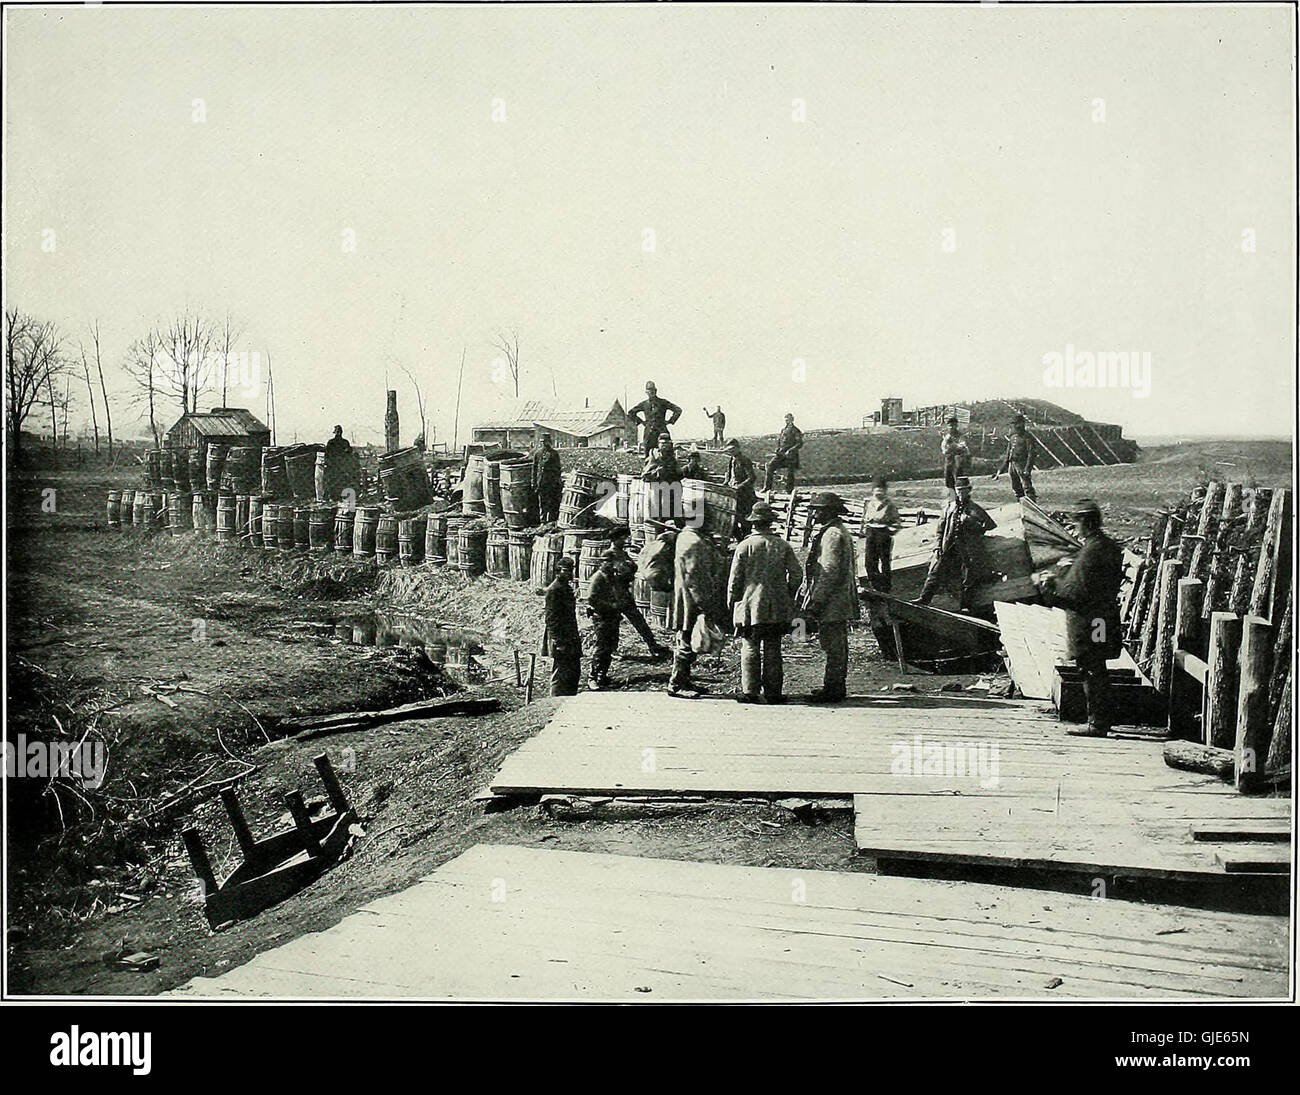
[[1151, 559, 1184, 695], [220, 788, 257, 857], [1234, 615, 1275, 792], [1167, 576, 1205, 739], [1265, 662, 1291, 776], [1137, 514, 1182, 656], [1204, 611, 1243, 749], [1266, 588, 1292, 726], [1227, 487, 1272, 615], [284, 790, 322, 857], [1248, 488, 1290, 622], [1175, 484, 1214, 567], [181, 828, 217, 894], [1187, 481, 1227, 580], [1201, 484, 1243, 614]]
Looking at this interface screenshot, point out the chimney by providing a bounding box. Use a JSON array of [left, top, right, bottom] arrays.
[[384, 390, 400, 453]]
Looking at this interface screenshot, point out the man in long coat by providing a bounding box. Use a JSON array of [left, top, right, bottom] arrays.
[[727, 501, 803, 704], [667, 521, 719, 698], [541, 556, 581, 696], [798, 491, 861, 703], [532, 433, 563, 524]]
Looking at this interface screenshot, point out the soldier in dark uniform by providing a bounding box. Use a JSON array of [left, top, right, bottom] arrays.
[[628, 381, 682, 454], [725, 438, 758, 539], [586, 549, 624, 690], [532, 433, 563, 524], [542, 556, 581, 696], [1041, 499, 1124, 736], [763, 413, 804, 492], [994, 413, 1038, 501], [609, 524, 672, 660], [680, 447, 707, 481], [704, 405, 726, 446], [917, 477, 998, 610]]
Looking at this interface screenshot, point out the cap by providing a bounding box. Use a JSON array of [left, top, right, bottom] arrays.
[[954, 477, 972, 490], [809, 491, 849, 514], [645, 380, 657, 390], [555, 555, 575, 570], [724, 438, 741, 449], [748, 501, 777, 524], [1070, 499, 1102, 520], [607, 524, 631, 540]]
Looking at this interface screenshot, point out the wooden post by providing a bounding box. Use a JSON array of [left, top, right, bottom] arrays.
[[313, 753, 350, 814], [1151, 559, 1183, 694], [182, 828, 217, 895], [513, 649, 523, 687], [1227, 487, 1272, 615], [1201, 484, 1243, 614], [525, 652, 537, 703], [1266, 662, 1291, 776], [1248, 488, 1290, 622], [784, 490, 799, 542], [1138, 515, 1182, 657], [1187, 481, 1226, 580], [1167, 576, 1204, 739], [1234, 615, 1274, 792], [1204, 611, 1243, 749], [1266, 588, 1292, 726], [284, 790, 322, 857], [891, 621, 906, 673], [220, 788, 257, 857]]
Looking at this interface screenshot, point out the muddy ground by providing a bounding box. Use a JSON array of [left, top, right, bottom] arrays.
[[5, 439, 1291, 996]]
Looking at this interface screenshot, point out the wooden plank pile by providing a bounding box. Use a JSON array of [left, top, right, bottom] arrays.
[[1117, 482, 1292, 793], [765, 490, 936, 548]]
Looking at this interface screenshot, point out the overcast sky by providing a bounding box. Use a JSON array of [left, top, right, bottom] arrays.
[[4, 2, 1295, 446]]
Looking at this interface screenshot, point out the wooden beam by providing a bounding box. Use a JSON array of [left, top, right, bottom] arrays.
[[182, 828, 217, 894], [1167, 577, 1204, 739], [1266, 661, 1291, 777], [1183, 481, 1224, 573], [1204, 611, 1242, 749], [1201, 483, 1243, 611], [1248, 488, 1290, 622], [1234, 615, 1274, 792], [220, 788, 258, 857], [1162, 739, 1233, 781], [1151, 559, 1184, 695], [1227, 487, 1272, 615]]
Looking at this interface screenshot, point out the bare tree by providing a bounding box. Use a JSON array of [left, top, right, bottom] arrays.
[[123, 331, 165, 448], [217, 311, 243, 408], [492, 329, 521, 399], [90, 320, 113, 460], [79, 344, 100, 454], [157, 310, 217, 415], [397, 362, 429, 449], [5, 309, 68, 460]]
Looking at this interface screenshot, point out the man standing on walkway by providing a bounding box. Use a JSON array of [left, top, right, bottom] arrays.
[[610, 524, 672, 661], [542, 555, 581, 696], [917, 477, 997, 610], [725, 438, 757, 539], [532, 433, 563, 524], [704, 405, 726, 446], [586, 549, 624, 691], [940, 416, 970, 500], [667, 519, 719, 699], [862, 476, 903, 592], [798, 491, 861, 703], [727, 501, 803, 704], [1041, 500, 1124, 736], [629, 381, 682, 454], [763, 413, 804, 492], [994, 413, 1038, 501]]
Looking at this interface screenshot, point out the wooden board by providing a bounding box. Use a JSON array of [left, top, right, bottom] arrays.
[[169, 844, 1289, 1000], [489, 692, 1291, 882], [995, 601, 1071, 699]]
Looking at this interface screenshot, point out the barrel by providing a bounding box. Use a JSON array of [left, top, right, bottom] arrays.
[[379, 448, 433, 512], [643, 479, 683, 525], [107, 490, 123, 529], [398, 513, 427, 567], [132, 489, 149, 528], [500, 460, 536, 530], [261, 447, 290, 498], [375, 513, 399, 564], [168, 490, 192, 534], [486, 526, 511, 578], [461, 454, 486, 516], [557, 471, 597, 528], [293, 504, 312, 552], [508, 530, 533, 582], [260, 503, 279, 549], [628, 477, 646, 527], [147, 491, 166, 531], [224, 446, 261, 494], [275, 503, 295, 550], [309, 503, 336, 552], [171, 450, 192, 493], [204, 444, 229, 492], [562, 527, 606, 565], [425, 511, 449, 566], [185, 449, 203, 492], [334, 506, 357, 552], [284, 444, 322, 499], [145, 449, 162, 488], [456, 525, 488, 575], [578, 536, 611, 598], [158, 449, 176, 491], [616, 474, 634, 522], [352, 505, 379, 558], [682, 479, 738, 539], [234, 495, 251, 542], [529, 531, 564, 591], [215, 494, 237, 542], [191, 491, 212, 535], [314, 451, 328, 502], [247, 496, 264, 542], [633, 576, 672, 630]]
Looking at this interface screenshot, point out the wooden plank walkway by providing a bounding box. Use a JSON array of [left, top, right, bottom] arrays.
[[489, 692, 1291, 881], [171, 844, 1289, 999]]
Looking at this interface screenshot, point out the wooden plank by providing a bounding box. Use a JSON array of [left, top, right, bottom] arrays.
[[171, 844, 1289, 1000]]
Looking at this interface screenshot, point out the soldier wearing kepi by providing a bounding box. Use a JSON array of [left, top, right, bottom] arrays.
[[727, 501, 803, 704], [628, 380, 682, 455], [585, 549, 625, 691], [993, 413, 1038, 501], [798, 492, 861, 703], [1040, 499, 1124, 736], [541, 556, 581, 696], [609, 524, 672, 660], [532, 433, 563, 524], [724, 438, 757, 539], [917, 477, 997, 610], [763, 413, 804, 492]]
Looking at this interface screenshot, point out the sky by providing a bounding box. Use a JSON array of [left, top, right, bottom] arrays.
[[4, 2, 1295, 447]]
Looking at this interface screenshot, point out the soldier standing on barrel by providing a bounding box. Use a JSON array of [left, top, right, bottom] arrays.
[[532, 433, 563, 525]]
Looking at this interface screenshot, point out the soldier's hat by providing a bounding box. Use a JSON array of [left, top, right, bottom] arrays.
[[607, 524, 631, 540], [748, 501, 777, 525], [954, 477, 973, 490], [724, 438, 741, 449], [808, 491, 849, 514], [555, 555, 575, 570], [1070, 499, 1102, 520], [645, 380, 657, 391]]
